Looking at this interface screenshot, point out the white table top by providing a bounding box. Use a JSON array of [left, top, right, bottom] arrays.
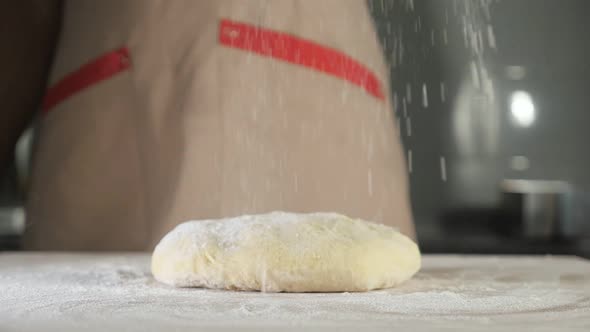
[[1, 253, 589, 331]]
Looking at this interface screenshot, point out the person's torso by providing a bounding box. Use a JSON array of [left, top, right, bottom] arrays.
[[25, 0, 413, 250]]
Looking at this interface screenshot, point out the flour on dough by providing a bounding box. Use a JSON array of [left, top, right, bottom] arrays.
[[151, 212, 420, 292]]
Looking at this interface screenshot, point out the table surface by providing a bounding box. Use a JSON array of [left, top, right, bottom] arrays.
[[1, 253, 589, 332]]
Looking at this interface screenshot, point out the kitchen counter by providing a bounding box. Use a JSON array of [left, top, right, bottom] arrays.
[[0, 253, 589, 331]]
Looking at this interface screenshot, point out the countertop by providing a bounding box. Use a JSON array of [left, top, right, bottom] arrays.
[[1, 253, 589, 331]]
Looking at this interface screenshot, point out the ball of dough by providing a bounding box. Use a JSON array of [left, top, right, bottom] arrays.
[[151, 212, 420, 292]]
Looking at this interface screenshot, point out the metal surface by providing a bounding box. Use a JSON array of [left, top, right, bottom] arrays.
[[500, 180, 590, 239], [0, 207, 24, 236], [501, 180, 571, 239]]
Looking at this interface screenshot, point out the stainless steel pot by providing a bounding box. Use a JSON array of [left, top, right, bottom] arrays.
[[501, 179, 590, 239]]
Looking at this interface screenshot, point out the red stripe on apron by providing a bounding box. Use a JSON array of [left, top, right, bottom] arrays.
[[219, 19, 386, 101], [42, 47, 131, 113]]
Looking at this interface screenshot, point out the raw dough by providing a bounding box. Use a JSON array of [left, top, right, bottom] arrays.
[[151, 212, 420, 292]]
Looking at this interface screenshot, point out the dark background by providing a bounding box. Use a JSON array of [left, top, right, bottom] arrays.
[[370, 0, 590, 256]]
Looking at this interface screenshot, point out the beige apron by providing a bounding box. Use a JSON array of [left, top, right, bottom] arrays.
[[25, 0, 414, 250]]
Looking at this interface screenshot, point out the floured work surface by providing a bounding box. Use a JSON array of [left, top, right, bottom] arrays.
[[0, 253, 589, 332]]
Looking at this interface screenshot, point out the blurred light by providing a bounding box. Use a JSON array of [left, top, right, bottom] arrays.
[[452, 78, 500, 156], [510, 91, 536, 127], [505, 66, 527, 80], [510, 155, 530, 171]]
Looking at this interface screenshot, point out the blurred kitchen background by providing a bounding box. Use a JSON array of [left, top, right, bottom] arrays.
[[2, 0, 590, 256]]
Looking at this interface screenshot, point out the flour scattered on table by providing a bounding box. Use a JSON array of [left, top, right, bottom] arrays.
[[1, 254, 589, 332]]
